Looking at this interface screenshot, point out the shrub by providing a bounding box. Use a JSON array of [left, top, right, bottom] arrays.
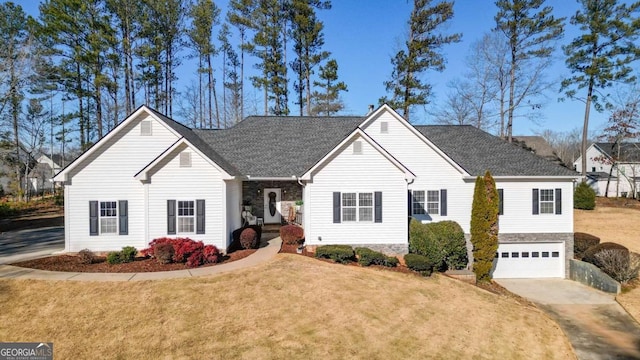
[[280, 224, 304, 245], [78, 249, 96, 265], [153, 243, 175, 264], [404, 253, 433, 276], [409, 220, 468, 271], [106, 251, 123, 264], [229, 225, 262, 252], [240, 228, 258, 249], [142, 237, 220, 268], [355, 247, 398, 267], [594, 250, 640, 283], [120, 246, 137, 263], [574, 182, 596, 210], [315, 245, 356, 263], [574, 232, 600, 259], [470, 172, 499, 282], [582, 242, 629, 268]]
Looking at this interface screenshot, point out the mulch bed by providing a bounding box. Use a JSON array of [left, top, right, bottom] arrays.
[[12, 249, 256, 273]]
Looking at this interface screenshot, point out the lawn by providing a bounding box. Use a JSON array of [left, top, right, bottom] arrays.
[[574, 206, 640, 323], [0, 254, 573, 359]]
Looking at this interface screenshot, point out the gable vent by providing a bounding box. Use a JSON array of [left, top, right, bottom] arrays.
[[353, 141, 362, 155], [141, 120, 152, 136], [380, 121, 388, 133], [179, 151, 192, 167]]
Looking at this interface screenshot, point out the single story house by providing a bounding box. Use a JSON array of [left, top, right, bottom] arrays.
[[54, 105, 578, 278], [574, 142, 640, 198], [28, 153, 68, 194]]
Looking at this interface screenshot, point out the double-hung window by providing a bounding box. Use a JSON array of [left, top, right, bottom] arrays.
[[100, 201, 118, 234], [412, 191, 426, 215], [342, 193, 357, 222], [341, 192, 373, 222], [539, 189, 554, 214], [359, 193, 373, 221], [426, 190, 439, 214], [178, 200, 195, 233]]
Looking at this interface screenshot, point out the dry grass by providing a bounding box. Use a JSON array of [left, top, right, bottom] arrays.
[[574, 207, 640, 253], [0, 254, 572, 359]]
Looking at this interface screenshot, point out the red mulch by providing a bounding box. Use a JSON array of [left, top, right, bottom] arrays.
[[12, 249, 256, 273]]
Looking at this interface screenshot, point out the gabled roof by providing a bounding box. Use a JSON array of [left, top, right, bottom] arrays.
[[194, 115, 363, 178], [416, 126, 578, 177], [594, 142, 640, 162]]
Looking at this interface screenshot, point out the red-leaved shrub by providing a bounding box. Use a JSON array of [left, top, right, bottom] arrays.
[[142, 237, 221, 268], [280, 224, 304, 245], [240, 228, 257, 249]]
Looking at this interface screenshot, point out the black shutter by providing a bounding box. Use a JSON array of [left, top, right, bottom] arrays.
[[440, 189, 447, 216], [118, 200, 128, 235], [532, 189, 539, 215], [408, 190, 413, 216], [555, 188, 562, 215], [333, 192, 341, 223], [374, 191, 382, 223], [167, 200, 176, 234], [498, 189, 504, 215], [89, 201, 98, 236], [196, 199, 205, 234]]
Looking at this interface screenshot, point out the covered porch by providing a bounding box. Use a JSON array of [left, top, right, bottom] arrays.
[[241, 180, 304, 227]]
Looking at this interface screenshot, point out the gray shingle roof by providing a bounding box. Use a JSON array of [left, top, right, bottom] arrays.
[[194, 116, 364, 178], [415, 125, 578, 177], [595, 142, 640, 162]]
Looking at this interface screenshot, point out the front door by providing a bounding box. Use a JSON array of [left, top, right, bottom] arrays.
[[263, 188, 281, 224]]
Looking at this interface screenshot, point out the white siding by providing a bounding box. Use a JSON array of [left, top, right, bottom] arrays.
[[147, 143, 226, 250], [226, 180, 242, 247], [65, 112, 180, 251], [306, 134, 408, 246]]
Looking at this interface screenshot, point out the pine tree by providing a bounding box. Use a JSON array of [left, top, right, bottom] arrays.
[[561, 0, 640, 179], [380, 0, 461, 122], [470, 171, 499, 282], [219, 23, 242, 125], [106, 0, 139, 114], [495, 0, 564, 142], [228, 0, 256, 120], [311, 59, 347, 116]]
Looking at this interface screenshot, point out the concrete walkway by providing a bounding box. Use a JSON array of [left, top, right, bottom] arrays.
[[0, 236, 282, 282], [497, 279, 640, 360]]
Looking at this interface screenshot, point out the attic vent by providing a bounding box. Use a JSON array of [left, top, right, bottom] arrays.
[[380, 121, 388, 133], [353, 141, 362, 155], [179, 152, 192, 167], [141, 120, 152, 136]]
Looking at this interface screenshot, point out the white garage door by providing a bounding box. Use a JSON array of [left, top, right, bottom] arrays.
[[492, 242, 564, 278]]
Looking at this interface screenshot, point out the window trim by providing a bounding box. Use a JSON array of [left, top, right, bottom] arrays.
[[341, 192, 374, 222], [99, 201, 118, 234], [539, 188, 555, 214], [177, 200, 195, 233]]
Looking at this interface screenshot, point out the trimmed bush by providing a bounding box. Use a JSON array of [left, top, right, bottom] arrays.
[[574, 182, 596, 210], [404, 253, 433, 276], [574, 232, 600, 259], [280, 224, 304, 245], [470, 172, 499, 282], [106, 251, 123, 264], [240, 228, 258, 249], [121, 246, 137, 263], [229, 225, 262, 252], [409, 219, 468, 271], [582, 242, 629, 268], [315, 245, 356, 263], [153, 242, 175, 264], [142, 237, 220, 268], [355, 247, 399, 267], [78, 249, 95, 265]]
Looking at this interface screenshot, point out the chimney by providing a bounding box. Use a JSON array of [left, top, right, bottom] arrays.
[[367, 104, 374, 115]]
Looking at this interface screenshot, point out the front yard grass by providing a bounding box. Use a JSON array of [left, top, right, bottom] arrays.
[[0, 254, 573, 359]]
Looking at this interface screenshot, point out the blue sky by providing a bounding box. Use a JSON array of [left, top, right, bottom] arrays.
[[15, 0, 632, 136]]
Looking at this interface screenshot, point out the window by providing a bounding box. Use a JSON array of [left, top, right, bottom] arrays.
[[359, 193, 373, 221], [522, 252, 529, 258], [501, 252, 509, 258], [353, 141, 362, 154], [512, 252, 519, 258], [592, 166, 596, 172], [426, 190, 439, 214], [180, 152, 192, 167], [141, 120, 152, 135], [552, 251, 559, 258], [178, 200, 195, 233], [100, 201, 117, 234], [532, 252, 539, 258], [542, 251, 549, 258], [342, 193, 356, 222], [539, 189, 554, 214], [412, 191, 425, 215], [380, 121, 388, 133]]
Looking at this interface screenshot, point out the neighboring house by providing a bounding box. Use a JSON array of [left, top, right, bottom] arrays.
[[54, 105, 578, 279], [27, 154, 67, 194], [574, 143, 640, 198]]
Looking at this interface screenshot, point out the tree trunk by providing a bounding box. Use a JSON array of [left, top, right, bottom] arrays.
[[76, 61, 86, 150], [198, 56, 203, 128], [581, 78, 594, 180], [240, 32, 245, 121], [10, 63, 21, 199], [507, 45, 516, 143], [208, 54, 219, 129]]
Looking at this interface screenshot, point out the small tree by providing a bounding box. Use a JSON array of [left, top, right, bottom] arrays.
[[574, 182, 596, 210], [470, 171, 500, 282]]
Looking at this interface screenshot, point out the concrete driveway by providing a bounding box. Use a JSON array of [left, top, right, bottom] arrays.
[[497, 279, 640, 360], [0, 226, 64, 264]]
